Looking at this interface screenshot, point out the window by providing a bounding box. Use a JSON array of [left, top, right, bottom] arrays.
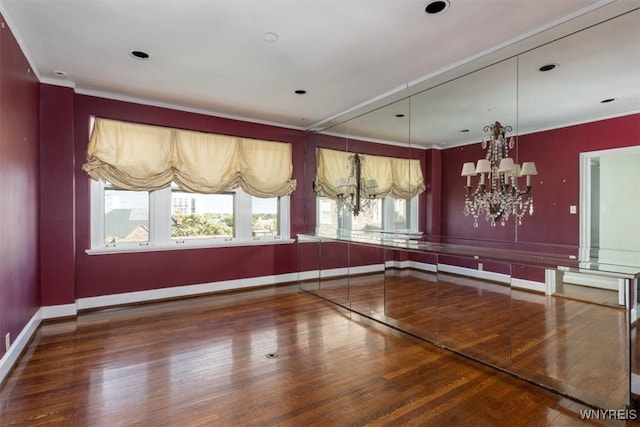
[[104, 184, 149, 244], [90, 180, 290, 252], [84, 118, 296, 253], [252, 196, 279, 237], [316, 195, 418, 235], [352, 199, 383, 232], [313, 148, 424, 235], [171, 184, 234, 240]]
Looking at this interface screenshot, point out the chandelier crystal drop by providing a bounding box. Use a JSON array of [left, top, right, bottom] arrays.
[[461, 121, 537, 227], [335, 153, 378, 216]]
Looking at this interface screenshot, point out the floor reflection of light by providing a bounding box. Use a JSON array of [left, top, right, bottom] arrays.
[[88, 361, 148, 424], [169, 339, 233, 389]]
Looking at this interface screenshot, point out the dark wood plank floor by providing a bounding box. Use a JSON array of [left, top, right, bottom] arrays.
[[307, 269, 630, 410], [0, 285, 630, 426]]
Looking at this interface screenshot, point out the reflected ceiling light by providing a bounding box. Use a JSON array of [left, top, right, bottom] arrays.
[[263, 32, 279, 42], [335, 153, 378, 216], [539, 63, 558, 72], [425, 1, 449, 14], [461, 121, 537, 227], [130, 50, 150, 60]]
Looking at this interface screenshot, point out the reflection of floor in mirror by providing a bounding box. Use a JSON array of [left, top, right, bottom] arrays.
[[555, 282, 620, 307], [510, 287, 628, 410], [0, 285, 622, 426], [302, 271, 629, 410], [346, 273, 385, 314]]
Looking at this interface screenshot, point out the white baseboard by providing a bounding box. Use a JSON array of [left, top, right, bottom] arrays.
[[0, 309, 41, 385], [40, 303, 77, 320], [76, 272, 301, 311], [385, 260, 437, 273], [437, 263, 511, 284], [511, 278, 546, 293], [563, 271, 620, 291], [299, 265, 385, 282]]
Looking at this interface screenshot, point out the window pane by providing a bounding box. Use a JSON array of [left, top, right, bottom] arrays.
[[352, 199, 382, 232], [394, 198, 409, 231], [318, 197, 338, 230], [171, 187, 234, 239], [252, 197, 279, 237], [104, 186, 149, 244]]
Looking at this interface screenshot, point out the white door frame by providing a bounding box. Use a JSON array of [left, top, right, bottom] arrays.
[[579, 145, 640, 262]]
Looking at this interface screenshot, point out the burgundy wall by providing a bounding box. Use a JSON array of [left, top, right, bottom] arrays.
[[517, 115, 640, 245], [37, 90, 307, 304], [440, 114, 640, 250], [0, 16, 40, 357], [40, 85, 76, 305], [424, 149, 441, 236]]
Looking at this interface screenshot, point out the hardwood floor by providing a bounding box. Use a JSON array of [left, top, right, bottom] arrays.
[[306, 269, 630, 411], [0, 285, 631, 426]]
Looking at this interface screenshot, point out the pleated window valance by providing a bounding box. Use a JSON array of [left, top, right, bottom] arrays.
[[314, 147, 425, 200], [82, 118, 297, 197]]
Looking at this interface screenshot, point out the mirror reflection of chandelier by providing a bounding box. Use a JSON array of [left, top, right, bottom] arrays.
[[461, 121, 538, 227], [335, 153, 378, 216]]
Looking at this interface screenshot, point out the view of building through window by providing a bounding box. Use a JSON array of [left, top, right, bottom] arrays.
[[251, 196, 279, 237], [171, 188, 234, 239], [104, 187, 149, 244], [103, 182, 279, 244]]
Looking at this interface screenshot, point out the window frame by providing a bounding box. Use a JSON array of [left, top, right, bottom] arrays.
[[88, 179, 291, 254]]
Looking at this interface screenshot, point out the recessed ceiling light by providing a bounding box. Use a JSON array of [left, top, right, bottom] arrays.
[[460, 129, 470, 133], [600, 97, 617, 103], [263, 32, 279, 42], [53, 70, 68, 78], [294, 89, 307, 95], [425, 0, 449, 14], [539, 63, 558, 72], [130, 50, 150, 60], [395, 113, 405, 118]]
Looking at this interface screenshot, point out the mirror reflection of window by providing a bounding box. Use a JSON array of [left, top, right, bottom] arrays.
[[317, 197, 338, 230], [393, 198, 409, 231], [351, 199, 383, 232]]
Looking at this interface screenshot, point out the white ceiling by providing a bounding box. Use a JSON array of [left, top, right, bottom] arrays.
[[0, 0, 638, 146]]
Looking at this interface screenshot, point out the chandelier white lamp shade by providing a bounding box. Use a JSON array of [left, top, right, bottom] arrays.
[[461, 121, 538, 227]]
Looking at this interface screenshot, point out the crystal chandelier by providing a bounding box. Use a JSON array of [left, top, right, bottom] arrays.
[[461, 121, 538, 227], [335, 153, 378, 216]]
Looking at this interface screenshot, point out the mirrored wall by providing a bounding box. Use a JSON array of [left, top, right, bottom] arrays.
[[300, 5, 640, 412], [297, 235, 633, 410]]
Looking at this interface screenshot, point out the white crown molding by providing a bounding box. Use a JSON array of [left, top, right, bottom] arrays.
[[74, 86, 306, 131]]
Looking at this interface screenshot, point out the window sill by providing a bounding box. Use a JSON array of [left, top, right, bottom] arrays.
[[86, 237, 295, 255]]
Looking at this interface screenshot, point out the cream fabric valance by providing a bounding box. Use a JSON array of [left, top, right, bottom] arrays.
[[82, 118, 296, 197], [314, 147, 425, 200]]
